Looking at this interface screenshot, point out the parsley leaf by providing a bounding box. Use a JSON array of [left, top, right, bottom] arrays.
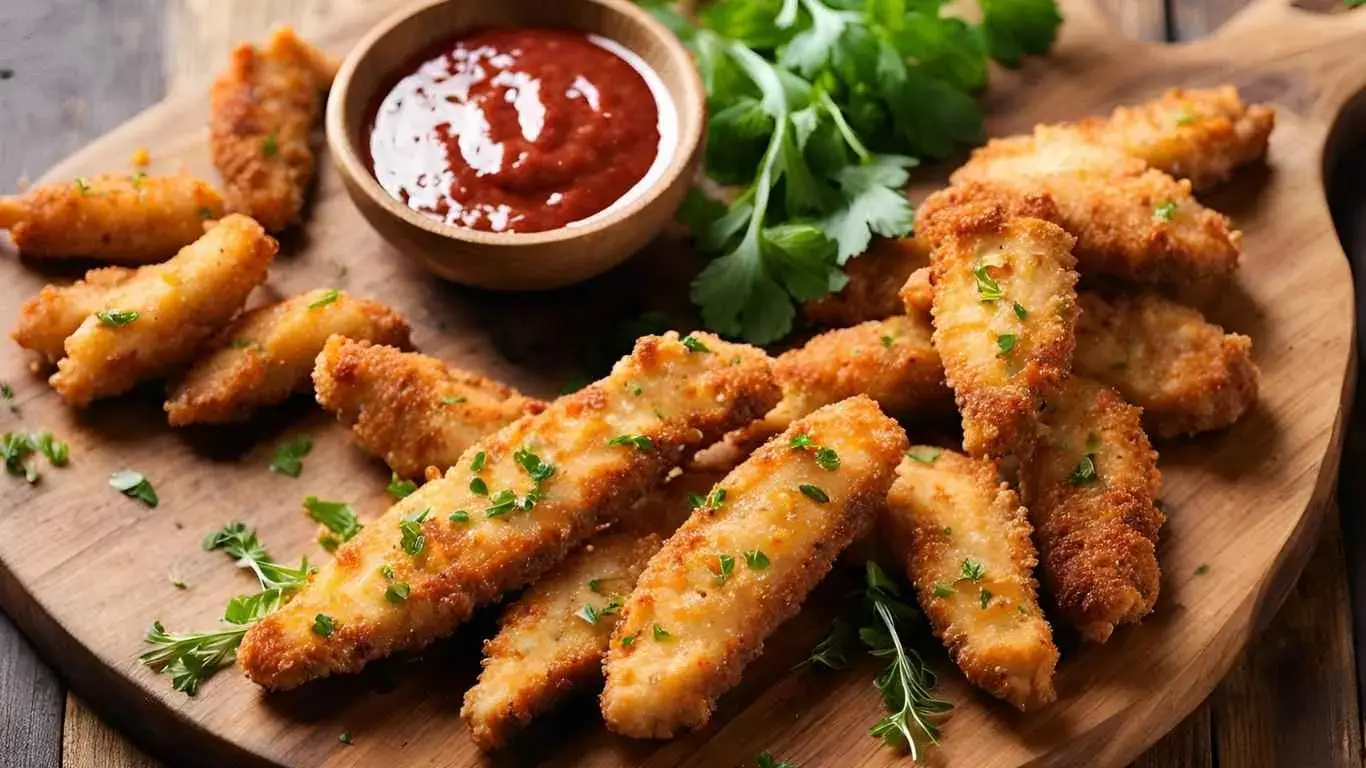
[[979, 0, 1064, 67], [1153, 200, 1178, 221], [907, 447, 941, 464], [268, 435, 312, 478], [304, 497, 362, 547], [386, 472, 418, 500], [398, 508, 431, 556], [1068, 453, 1099, 485], [95, 309, 139, 327], [307, 289, 339, 309], [607, 434, 655, 452], [798, 484, 829, 503], [313, 613, 335, 637], [110, 469, 158, 507], [755, 752, 798, 768], [744, 549, 770, 570]]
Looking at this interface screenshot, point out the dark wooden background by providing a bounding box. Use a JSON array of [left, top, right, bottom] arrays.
[[0, 1, 1363, 765]]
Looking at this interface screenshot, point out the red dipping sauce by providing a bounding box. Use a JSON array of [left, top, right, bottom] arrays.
[[368, 28, 673, 234]]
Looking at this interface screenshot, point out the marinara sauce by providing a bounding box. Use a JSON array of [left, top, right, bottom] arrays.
[[368, 28, 670, 234]]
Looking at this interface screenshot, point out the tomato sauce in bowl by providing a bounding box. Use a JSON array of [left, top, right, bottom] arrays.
[[367, 28, 675, 234]]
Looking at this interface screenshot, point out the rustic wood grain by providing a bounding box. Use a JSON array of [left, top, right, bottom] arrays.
[[61, 697, 155, 768], [1094, 0, 1171, 42], [0, 614, 63, 768]]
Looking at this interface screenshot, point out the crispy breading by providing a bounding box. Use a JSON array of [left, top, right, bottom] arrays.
[[802, 236, 932, 327], [1075, 291, 1258, 437], [312, 338, 547, 479], [926, 197, 1078, 458], [12, 266, 137, 363], [0, 173, 225, 264], [1020, 377, 1163, 643], [1040, 86, 1275, 189], [164, 290, 411, 425], [733, 315, 951, 447], [882, 449, 1058, 711], [237, 332, 781, 690], [210, 26, 337, 232], [47, 215, 276, 407], [601, 396, 907, 738], [951, 139, 1241, 288], [460, 467, 722, 750]]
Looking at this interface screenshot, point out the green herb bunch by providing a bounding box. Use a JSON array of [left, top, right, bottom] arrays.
[[643, 0, 1062, 343]]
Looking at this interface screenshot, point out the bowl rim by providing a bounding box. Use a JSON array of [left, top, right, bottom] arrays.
[[325, 0, 706, 247]]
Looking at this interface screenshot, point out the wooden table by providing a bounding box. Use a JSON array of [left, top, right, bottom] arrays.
[[1, 1, 1362, 766]]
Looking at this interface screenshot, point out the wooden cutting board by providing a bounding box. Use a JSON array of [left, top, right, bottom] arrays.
[[0, 0, 1361, 766]]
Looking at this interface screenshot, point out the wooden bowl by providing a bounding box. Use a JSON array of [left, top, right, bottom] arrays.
[[325, 0, 705, 291]]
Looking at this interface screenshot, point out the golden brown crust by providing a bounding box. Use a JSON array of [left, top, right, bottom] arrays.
[[164, 290, 411, 425], [952, 139, 1241, 289], [1020, 377, 1163, 642], [238, 332, 780, 690], [47, 215, 276, 407], [12, 266, 137, 363], [801, 236, 931, 327], [210, 26, 337, 232], [312, 338, 546, 478], [1075, 291, 1258, 437], [601, 396, 908, 738], [926, 198, 1079, 457], [882, 449, 1058, 711], [1044, 86, 1275, 189], [0, 173, 225, 263], [915, 183, 1063, 246]]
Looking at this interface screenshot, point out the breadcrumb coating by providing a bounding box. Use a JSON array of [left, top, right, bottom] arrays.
[[12, 266, 137, 363], [0, 173, 225, 263], [882, 449, 1058, 710], [802, 236, 932, 327]]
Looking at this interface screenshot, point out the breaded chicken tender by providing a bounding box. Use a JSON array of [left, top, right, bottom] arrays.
[[312, 338, 547, 479], [164, 290, 411, 425], [461, 468, 722, 750], [0, 173, 225, 263], [211, 26, 338, 232], [882, 448, 1058, 711], [1021, 377, 1163, 643], [48, 215, 276, 407], [802, 236, 931, 327], [601, 396, 907, 738], [926, 195, 1078, 458], [950, 141, 1241, 288], [734, 315, 950, 446], [237, 332, 780, 690], [1075, 291, 1258, 437], [1041, 87, 1275, 190], [12, 266, 137, 363]]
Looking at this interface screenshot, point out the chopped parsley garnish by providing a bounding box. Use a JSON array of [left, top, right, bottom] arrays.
[[448, 510, 470, 523], [1194, 564, 1210, 575], [469, 451, 487, 472], [881, 335, 895, 348], [1, 432, 38, 483], [29, 431, 67, 467], [576, 599, 622, 626], [715, 553, 736, 584], [1013, 301, 1028, 320], [386, 472, 418, 500], [202, 522, 313, 591], [485, 489, 517, 518], [338, 731, 353, 745], [171, 578, 187, 590], [313, 613, 335, 637], [960, 559, 985, 582], [744, 549, 770, 570], [441, 394, 467, 405], [268, 435, 312, 477], [1153, 200, 1178, 221], [652, 623, 672, 641], [1175, 109, 1195, 127], [469, 477, 489, 495], [198, 206, 214, 219], [110, 469, 158, 507], [755, 753, 797, 768], [996, 334, 1017, 356], [262, 134, 279, 158], [307, 289, 339, 309], [814, 447, 840, 471], [1, 382, 14, 412], [513, 447, 555, 483], [398, 508, 431, 556], [380, 564, 395, 580], [941, 526, 952, 535], [907, 447, 942, 465], [385, 582, 411, 603], [798, 484, 829, 503], [706, 488, 727, 508], [932, 584, 953, 598], [687, 493, 706, 510], [621, 631, 640, 648], [607, 434, 655, 452], [681, 334, 710, 353], [304, 497, 362, 548], [1067, 454, 1099, 486], [95, 309, 139, 327], [790, 434, 814, 450], [973, 266, 1004, 301], [130, 171, 147, 189], [74, 177, 90, 194], [978, 588, 992, 609]]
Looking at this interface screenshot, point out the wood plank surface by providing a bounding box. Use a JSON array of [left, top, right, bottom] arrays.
[[0, 1, 1362, 766]]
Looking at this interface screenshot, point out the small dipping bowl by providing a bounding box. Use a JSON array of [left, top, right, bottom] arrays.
[[327, 0, 705, 291]]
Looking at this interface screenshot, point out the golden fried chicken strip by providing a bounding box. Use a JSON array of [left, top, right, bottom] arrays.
[[460, 467, 722, 750], [48, 215, 276, 407], [164, 290, 411, 425], [1021, 377, 1163, 642], [1042, 87, 1275, 190], [882, 448, 1058, 711], [926, 195, 1078, 458], [12, 266, 137, 363], [1075, 291, 1258, 437], [601, 396, 907, 738], [237, 332, 780, 690], [0, 173, 225, 264], [211, 26, 337, 232], [802, 236, 931, 327], [733, 315, 949, 450], [312, 338, 547, 479]]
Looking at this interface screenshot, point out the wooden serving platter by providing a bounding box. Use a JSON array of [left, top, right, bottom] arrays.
[[0, 1, 1362, 765]]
